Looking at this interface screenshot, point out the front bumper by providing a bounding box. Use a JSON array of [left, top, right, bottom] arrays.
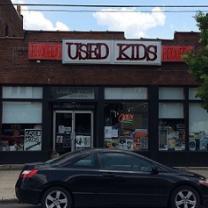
[[202, 195, 208, 207]]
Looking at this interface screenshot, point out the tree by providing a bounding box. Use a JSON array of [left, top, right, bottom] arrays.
[[184, 12, 208, 109]]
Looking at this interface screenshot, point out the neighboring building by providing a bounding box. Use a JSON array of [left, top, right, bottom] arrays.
[[0, 1, 207, 166]]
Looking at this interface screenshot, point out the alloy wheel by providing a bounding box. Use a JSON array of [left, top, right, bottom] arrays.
[[174, 189, 197, 208], [45, 189, 68, 208]]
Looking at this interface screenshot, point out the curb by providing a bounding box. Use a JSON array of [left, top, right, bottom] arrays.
[[0, 198, 18, 203], [0, 164, 24, 170]]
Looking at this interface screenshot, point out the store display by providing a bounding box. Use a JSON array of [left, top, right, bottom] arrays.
[[159, 120, 185, 151], [189, 131, 208, 151], [104, 103, 148, 151]]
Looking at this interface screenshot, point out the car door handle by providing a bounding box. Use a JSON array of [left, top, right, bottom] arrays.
[[102, 172, 116, 178]]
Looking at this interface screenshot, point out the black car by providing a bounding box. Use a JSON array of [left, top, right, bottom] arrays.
[[16, 149, 208, 208]]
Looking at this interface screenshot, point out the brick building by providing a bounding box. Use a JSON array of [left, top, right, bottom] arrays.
[[0, 0, 207, 166]]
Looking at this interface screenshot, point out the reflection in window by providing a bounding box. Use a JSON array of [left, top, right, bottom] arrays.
[[159, 103, 185, 151], [189, 104, 208, 152], [104, 103, 148, 151], [99, 153, 153, 172], [189, 88, 201, 100], [72, 154, 96, 168]]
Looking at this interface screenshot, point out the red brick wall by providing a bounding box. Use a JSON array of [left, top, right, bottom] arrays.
[[0, 0, 23, 37], [0, 31, 199, 86]]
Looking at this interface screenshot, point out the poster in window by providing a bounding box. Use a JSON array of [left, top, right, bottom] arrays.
[[75, 135, 91, 148], [24, 129, 42, 151]]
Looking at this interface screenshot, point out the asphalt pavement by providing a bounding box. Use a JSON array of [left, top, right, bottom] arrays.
[[0, 201, 40, 208], [0, 202, 164, 208]]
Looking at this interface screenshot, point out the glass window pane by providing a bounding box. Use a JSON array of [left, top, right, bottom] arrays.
[[3, 87, 43, 99], [159, 120, 185, 151], [104, 102, 148, 151], [189, 104, 208, 152], [72, 154, 96, 168], [189, 88, 201, 100], [99, 153, 153, 172], [159, 103, 184, 119], [50, 87, 95, 100], [159, 88, 184, 100], [0, 124, 42, 152], [105, 88, 147, 100], [2, 102, 42, 124]]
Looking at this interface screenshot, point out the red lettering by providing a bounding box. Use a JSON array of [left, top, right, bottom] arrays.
[[118, 113, 134, 122]]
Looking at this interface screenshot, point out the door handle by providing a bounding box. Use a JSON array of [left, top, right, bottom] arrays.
[[102, 172, 116, 178]]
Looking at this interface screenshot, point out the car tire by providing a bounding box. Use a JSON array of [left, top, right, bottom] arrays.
[[42, 186, 72, 208], [170, 185, 200, 208]]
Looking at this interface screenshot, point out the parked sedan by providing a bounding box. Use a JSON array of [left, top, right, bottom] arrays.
[[16, 149, 208, 208]]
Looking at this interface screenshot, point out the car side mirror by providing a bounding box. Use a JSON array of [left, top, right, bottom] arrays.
[[151, 166, 159, 175]]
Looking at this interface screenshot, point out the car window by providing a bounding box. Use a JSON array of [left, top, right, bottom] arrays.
[[99, 152, 153, 172], [45, 150, 83, 165], [71, 154, 97, 169]]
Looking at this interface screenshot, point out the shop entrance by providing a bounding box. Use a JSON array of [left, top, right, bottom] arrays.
[[53, 110, 93, 153]]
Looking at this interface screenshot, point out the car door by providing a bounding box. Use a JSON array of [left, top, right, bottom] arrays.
[[98, 151, 171, 207], [63, 152, 106, 207]]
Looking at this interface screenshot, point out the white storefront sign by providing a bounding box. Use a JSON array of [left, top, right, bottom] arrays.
[[62, 39, 161, 65]]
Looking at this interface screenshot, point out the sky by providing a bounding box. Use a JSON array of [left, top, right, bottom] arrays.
[[11, 0, 208, 39]]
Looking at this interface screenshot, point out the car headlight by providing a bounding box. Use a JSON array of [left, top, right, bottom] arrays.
[[199, 179, 208, 187]]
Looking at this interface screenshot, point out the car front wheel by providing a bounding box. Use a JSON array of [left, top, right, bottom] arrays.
[[42, 186, 72, 208], [170, 186, 200, 208]]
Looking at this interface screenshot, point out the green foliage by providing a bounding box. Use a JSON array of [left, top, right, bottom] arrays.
[[184, 12, 208, 109]]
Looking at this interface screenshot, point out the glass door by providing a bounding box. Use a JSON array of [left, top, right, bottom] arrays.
[[74, 111, 93, 151], [53, 110, 93, 153]]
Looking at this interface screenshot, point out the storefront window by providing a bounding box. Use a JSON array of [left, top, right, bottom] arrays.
[[189, 103, 208, 152], [104, 103, 148, 151], [0, 124, 42, 151], [159, 87, 184, 100], [105, 87, 147, 100], [50, 87, 95, 100], [3, 87, 43, 99], [0, 89, 43, 151], [159, 103, 185, 151], [189, 88, 201, 100]]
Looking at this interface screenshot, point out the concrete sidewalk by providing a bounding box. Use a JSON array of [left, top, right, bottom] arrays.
[[0, 170, 20, 201], [0, 167, 208, 201]]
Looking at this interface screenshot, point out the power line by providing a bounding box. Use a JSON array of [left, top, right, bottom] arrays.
[[21, 9, 207, 13], [7, 3, 208, 8]]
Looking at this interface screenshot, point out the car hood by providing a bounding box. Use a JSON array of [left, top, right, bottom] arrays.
[[173, 168, 206, 180]]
